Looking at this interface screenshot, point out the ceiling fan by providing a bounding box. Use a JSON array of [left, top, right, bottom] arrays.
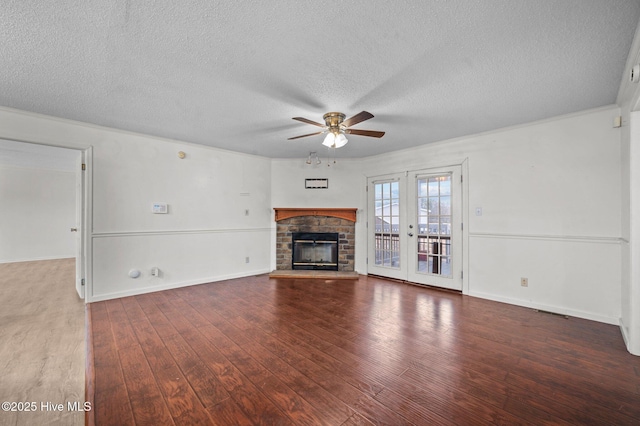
[[288, 111, 385, 148]]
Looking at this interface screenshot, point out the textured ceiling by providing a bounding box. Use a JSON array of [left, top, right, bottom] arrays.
[[1, 1, 639, 158]]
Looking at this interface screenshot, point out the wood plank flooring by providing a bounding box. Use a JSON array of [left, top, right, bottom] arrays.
[[0, 258, 85, 426], [88, 274, 640, 425]]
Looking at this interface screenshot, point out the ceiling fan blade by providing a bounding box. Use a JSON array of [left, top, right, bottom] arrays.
[[287, 131, 324, 140], [342, 111, 374, 128], [344, 129, 385, 138], [292, 117, 325, 127]]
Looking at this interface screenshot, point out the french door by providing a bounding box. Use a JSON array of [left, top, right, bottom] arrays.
[[367, 166, 462, 290]]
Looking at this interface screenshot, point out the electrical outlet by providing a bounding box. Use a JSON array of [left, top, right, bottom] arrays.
[[521, 277, 528, 287], [245, 257, 250, 264]]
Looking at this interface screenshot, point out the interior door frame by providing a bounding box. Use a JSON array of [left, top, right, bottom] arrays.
[[74, 152, 84, 298], [75, 147, 93, 301], [3, 138, 93, 302], [367, 159, 469, 294]]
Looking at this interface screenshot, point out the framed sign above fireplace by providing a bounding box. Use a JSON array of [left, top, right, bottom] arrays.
[[305, 178, 328, 189]]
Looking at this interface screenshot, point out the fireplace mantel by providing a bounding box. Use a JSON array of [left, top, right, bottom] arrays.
[[274, 208, 357, 223]]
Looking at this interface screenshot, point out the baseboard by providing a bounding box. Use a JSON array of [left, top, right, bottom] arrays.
[[619, 317, 640, 356], [87, 268, 272, 302], [620, 317, 631, 348], [468, 290, 619, 325], [0, 256, 75, 264]]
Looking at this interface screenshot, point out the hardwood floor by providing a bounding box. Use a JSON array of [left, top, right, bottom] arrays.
[[88, 274, 640, 425], [0, 258, 85, 426]]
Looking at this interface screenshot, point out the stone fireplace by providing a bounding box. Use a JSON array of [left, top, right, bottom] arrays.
[[274, 208, 357, 272]]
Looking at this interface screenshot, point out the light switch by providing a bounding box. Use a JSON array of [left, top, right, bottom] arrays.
[[475, 207, 482, 216]]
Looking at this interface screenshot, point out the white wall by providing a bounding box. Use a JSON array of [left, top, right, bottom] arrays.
[[620, 107, 632, 351], [623, 111, 640, 354], [615, 18, 640, 355], [0, 107, 272, 301], [0, 165, 76, 263], [90, 137, 272, 299]]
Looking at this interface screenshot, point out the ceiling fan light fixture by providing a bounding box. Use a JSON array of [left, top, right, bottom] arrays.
[[322, 132, 336, 147], [334, 133, 348, 148]]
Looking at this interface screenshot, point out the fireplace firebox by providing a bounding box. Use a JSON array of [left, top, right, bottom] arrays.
[[292, 232, 339, 271]]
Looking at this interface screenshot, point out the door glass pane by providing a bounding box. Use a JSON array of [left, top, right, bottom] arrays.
[[428, 197, 439, 214], [440, 178, 451, 195], [428, 217, 439, 234], [440, 196, 451, 215], [440, 216, 451, 235], [418, 179, 429, 197], [374, 180, 400, 269], [416, 174, 452, 277], [428, 178, 439, 192]]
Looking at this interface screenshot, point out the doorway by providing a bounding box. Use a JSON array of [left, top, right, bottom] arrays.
[[367, 165, 463, 291], [0, 139, 89, 299]]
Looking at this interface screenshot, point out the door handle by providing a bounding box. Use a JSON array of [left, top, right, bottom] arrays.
[[408, 232, 414, 237], [70, 228, 78, 232]]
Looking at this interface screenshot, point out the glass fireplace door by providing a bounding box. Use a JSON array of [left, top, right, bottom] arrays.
[[292, 232, 339, 270]]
